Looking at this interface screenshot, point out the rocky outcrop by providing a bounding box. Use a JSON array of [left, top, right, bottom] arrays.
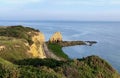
[[57, 41, 97, 47], [49, 32, 62, 43], [29, 32, 46, 58], [0, 46, 5, 51]]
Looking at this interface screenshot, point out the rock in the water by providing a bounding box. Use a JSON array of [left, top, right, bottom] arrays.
[[49, 32, 62, 43]]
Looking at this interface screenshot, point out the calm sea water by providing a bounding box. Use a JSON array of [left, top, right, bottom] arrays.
[[0, 21, 120, 72]]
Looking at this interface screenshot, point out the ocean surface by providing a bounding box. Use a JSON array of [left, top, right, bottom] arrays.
[[0, 21, 120, 72]]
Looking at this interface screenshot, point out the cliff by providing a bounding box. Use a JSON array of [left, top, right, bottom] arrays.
[[0, 26, 47, 61], [0, 26, 119, 78], [29, 32, 46, 58]]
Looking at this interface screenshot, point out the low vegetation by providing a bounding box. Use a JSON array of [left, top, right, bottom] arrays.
[[0, 25, 39, 45], [47, 42, 69, 59], [0, 55, 119, 78], [0, 36, 31, 62], [15, 58, 65, 68]]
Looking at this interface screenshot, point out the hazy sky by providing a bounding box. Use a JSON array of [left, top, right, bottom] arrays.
[[0, 0, 120, 21]]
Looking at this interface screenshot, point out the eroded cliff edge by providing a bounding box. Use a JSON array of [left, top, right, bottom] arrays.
[[0, 26, 47, 60], [29, 32, 46, 58]]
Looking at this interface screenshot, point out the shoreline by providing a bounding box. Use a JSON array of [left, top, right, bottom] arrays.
[[46, 41, 97, 47]]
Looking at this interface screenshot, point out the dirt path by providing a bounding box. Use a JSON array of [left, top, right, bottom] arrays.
[[43, 43, 61, 60]]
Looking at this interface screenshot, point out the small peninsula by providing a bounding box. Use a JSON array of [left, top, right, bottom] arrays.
[[0, 26, 119, 78]]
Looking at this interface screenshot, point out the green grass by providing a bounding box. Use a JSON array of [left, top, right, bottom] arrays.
[[0, 25, 39, 45], [0, 57, 14, 66], [0, 26, 37, 62], [0, 36, 31, 62], [0, 58, 19, 78], [47, 43, 69, 59]]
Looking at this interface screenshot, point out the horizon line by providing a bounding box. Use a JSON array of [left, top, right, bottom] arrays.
[[0, 20, 120, 22]]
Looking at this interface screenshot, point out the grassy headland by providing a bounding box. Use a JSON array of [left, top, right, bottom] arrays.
[[0, 26, 119, 78], [46, 42, 69, 60]]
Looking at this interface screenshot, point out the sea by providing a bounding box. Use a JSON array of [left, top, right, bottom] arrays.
[[0, 20, 120, 72]]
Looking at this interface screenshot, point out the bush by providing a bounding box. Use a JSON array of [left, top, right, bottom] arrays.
[[15, 58, 65, 68], [19, 66, 59, 78], [0, 55, 119, 78], [0, 64, 19, 78]]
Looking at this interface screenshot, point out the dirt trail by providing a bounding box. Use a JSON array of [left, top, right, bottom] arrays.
[[43, 43, 61, 60]]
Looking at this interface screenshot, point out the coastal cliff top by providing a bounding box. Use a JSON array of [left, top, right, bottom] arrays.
[[0, 25, 119, 78]]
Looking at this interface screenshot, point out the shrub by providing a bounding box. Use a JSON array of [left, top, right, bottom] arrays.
[[15, 58, 65, 68]]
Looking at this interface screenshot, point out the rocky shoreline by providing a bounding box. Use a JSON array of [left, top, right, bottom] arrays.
[[47, 41, 97, 47]]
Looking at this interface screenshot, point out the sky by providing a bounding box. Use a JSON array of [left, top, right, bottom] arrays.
[[0, 0, 120, 21]]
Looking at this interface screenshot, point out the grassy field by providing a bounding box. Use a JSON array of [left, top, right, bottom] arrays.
[[0, 26, 39, 45], [47, 42, 69, 60], [0, 36, 31, 62], [0, 26, 40, 62]]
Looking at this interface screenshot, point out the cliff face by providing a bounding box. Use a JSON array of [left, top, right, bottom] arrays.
[[49, 32, 62, 42], [0, 26, 47, 61], [29, 32, 46, 58]]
